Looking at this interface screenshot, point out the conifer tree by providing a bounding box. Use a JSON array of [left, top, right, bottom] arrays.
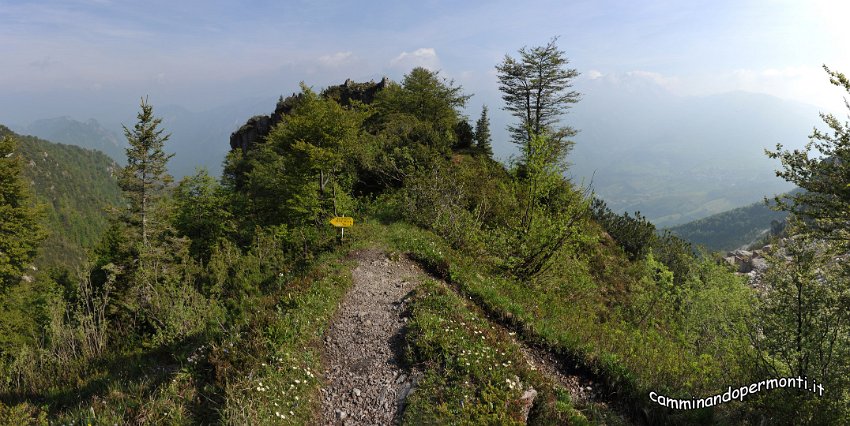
[[118, 97, 174, 247], [496, 37, 580, 160], [474, 105, 493, 157], [0, 136, 45, 289]]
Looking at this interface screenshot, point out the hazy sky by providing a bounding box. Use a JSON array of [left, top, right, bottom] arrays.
[[2, 0, 849, 124]]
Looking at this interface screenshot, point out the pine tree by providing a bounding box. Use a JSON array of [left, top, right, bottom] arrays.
[[453, 120, 474, 150], [496, 37, 580, 160], [474, 105, 493, 157], [118, 97, 174, 247], [0, 136, 45, 289]]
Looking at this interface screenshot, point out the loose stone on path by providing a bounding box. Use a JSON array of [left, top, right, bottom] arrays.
[[320, 250, 421, 425]]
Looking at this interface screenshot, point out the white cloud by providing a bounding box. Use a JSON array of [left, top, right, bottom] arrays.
[[318, 51, 354, 67], [624, 70, 680, 91], [587, 69, 603, 80], [390, 48, 439, 70], [590, 70, 682, 94]]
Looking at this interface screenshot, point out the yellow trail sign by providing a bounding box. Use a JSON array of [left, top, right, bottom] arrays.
[[329, 216, 354, 227]]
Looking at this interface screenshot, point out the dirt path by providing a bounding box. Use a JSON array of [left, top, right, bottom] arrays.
[[319, 250, 421, 425], [320, 249, 631, 425]]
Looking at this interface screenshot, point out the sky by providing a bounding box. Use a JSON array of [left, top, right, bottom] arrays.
[[2, 0, 849, 129]]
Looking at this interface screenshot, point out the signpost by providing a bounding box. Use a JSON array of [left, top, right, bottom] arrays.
[[329, 216, 354, 241]]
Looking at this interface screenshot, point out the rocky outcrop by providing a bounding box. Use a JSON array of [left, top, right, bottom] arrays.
[[229, 77, 390, 153], [323, 76, 390, 107], [724, 248, 770, 280], [228, 93, 302, 152], [723, 248, 769, 293]]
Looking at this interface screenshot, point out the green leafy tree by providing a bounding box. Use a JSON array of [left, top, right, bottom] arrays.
[[474, 105, 493, 157], [118, 97, 174, 247], [246, 84, 365, 229], [760, 67, 850, 422], [174, 168, 234, 261], [105, 98, 210, 343], [503, 133, 590, 279], [496, 37, 580, 160], [373, 67, 470, 153], [766, 66, 850, 246], [590, 198, 656, 261], [0, 136, 45, 289], [753, 230, 850, 423]]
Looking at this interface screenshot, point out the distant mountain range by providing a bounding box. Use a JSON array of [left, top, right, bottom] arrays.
[[567, 77, 818, 227], [11, 78, 824, 227], [20, 116, 126, 164], [15, 96, 276, 178]]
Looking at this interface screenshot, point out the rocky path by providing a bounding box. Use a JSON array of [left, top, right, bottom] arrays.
[[320, 249, 632, 425], [319, 250, 421, 425]]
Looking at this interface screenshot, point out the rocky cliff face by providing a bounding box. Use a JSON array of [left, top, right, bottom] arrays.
[[229, 77, 390, 153]]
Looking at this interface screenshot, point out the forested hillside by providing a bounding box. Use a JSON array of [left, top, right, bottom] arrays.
[[19, 117, 126, 165], [666, 198, 789, 251], [0, 125, 122, 270], [0, 40, 847, 425]]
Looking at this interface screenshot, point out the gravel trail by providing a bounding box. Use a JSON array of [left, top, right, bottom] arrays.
[[319, 249, 421, 425], [320, 248, 631, 424]]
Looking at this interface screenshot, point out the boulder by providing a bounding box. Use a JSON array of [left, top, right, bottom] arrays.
[[751, 257, 768, 271], [519, 387, 537, 423]]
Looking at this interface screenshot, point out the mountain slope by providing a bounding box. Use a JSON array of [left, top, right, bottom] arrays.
[[666, 197, 789, 251], [0, 125, 123, 270], [20, 116, 126, 164]]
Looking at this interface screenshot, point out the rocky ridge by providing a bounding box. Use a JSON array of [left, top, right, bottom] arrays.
[[229, 78, 389, 153]]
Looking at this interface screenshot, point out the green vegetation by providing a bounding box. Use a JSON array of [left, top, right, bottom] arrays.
[[749, 65, 850, 423], [0, 125, 123, 270], [496, 36, 580, 154], [363, 217, 752, 424], [473, 105, 494, 157], [402, 279, 590, 425], [767, 66, 850, 246], [0, 39, 845, 425], [0, 135, 45, 290]]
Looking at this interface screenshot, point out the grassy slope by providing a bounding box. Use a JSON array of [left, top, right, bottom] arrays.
[[351, 217, 752, 425], [0, 247, 354, 425], [401, 278, 594, 425], [2, 216, 751, 425]]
